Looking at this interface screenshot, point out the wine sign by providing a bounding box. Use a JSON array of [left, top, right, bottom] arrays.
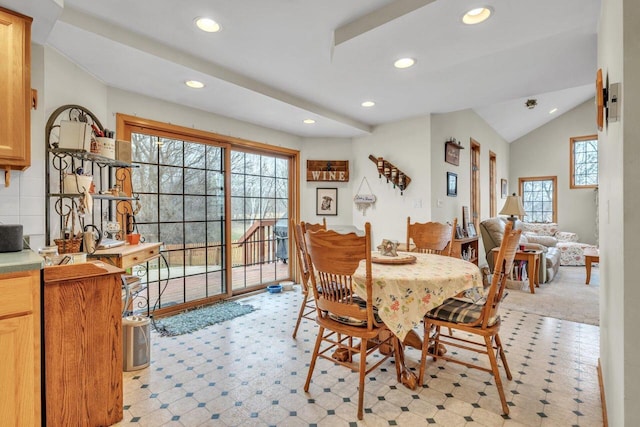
[[306, 160, 349, 182]]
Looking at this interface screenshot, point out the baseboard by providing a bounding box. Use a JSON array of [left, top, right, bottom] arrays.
[[598, 358, 608, 427]]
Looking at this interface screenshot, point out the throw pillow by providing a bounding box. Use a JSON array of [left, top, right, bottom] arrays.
[[524, 233, 558, 247], [522, 222, 558, 237], [555, 231, 579, 242]]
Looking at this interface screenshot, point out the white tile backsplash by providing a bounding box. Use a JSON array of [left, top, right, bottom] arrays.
[[19, 215, 45, 235], [20, 177, 45, 197], [0, 196, 20, 216], [0, 215, 21, 225], [0, 175, 21, 197], [20, 196, 45, 213]]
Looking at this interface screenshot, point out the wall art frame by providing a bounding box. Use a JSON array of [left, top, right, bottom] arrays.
[[447, 172, 458, 197], [316, 187, 338, 216]]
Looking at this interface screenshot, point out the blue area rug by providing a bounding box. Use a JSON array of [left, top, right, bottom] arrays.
[[154, 301, 255, 336]]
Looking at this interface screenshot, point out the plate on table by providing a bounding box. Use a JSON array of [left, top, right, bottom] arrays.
[[371, 252, 417, 265]]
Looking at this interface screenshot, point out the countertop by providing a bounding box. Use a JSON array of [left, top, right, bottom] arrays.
[[0, 250, 43, 274]]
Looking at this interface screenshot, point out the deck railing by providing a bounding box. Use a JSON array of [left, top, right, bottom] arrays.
[[161, 219, 285, 267]]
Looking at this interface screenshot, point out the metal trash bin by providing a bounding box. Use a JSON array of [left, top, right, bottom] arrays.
[[122, 315, 151, 371]]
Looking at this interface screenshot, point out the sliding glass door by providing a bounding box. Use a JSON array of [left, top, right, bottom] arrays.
[[131, 133, 227, 309], [119, 113, 298, 314], [230, 151, 290, 292]]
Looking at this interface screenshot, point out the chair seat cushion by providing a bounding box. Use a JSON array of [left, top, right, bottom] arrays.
[[427, 298, 498, 327], [327, 295, 382, 326]]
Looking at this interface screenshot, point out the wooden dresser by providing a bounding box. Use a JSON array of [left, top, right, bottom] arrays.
[[43, 262, 124, 427]]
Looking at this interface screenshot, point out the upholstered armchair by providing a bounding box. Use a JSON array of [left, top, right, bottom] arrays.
[[479, 217, 561, 283]]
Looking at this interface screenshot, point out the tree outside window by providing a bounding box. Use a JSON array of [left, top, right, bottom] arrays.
[[519, 176, 558, 223], [570, 135, 598, 189]]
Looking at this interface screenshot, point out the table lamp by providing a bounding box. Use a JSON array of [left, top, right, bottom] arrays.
[[499, 193, 525, 224]]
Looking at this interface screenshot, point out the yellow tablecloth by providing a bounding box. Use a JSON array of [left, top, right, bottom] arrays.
[[354, 253, 482, 341]]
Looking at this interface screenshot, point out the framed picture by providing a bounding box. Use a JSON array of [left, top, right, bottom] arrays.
[[501, 179, 508, 199], [455, 224, 464, 239], [445, 140, 462, 166], [447, 172, 457, 197], [467, 223, 477, 237], [462, 206, 470, 231], [316, 187, 338, 216]]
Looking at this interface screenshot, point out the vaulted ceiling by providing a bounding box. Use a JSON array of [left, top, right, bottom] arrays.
[[4, 0, 600, 142]]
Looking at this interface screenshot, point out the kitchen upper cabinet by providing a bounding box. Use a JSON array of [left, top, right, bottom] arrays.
[[0, 7, 32, 180]]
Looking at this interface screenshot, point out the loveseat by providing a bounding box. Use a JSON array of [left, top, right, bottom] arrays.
[[519, 222, 597, 266], [479, 217, 561, 283]]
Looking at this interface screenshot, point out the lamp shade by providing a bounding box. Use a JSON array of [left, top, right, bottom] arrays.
[[499, 194, 525, 217]]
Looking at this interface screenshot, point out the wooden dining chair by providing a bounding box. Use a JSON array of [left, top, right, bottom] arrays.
[[418, 220, 521, 414], [302, 222, 402, 420], [290, 218, 325, 339], [406, 217, 457, 256]]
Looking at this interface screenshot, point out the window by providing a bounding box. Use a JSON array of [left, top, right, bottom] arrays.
[[519, 176, 557, 223], [570, 135, 598, 188]]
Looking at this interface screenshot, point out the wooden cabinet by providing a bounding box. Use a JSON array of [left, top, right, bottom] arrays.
[[43, 262, 124, 427], [0, 269, 41, 426], [450, 236, 479, 265], [0, 7, 32, 176]]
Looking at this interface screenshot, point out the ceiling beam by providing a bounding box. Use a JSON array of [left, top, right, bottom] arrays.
[[334, 0, 437, 46]]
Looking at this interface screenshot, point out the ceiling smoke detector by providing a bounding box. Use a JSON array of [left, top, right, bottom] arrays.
[[525, 99, 538, 109]]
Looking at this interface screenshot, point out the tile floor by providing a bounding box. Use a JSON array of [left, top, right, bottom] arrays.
[[115, 277, 603, 426]]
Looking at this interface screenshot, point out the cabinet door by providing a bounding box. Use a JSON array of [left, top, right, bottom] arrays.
[[0, 7, 32, 169], [0, 315, 37, 426]]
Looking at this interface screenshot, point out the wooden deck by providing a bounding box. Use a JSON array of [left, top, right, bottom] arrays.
[[127, 261, 291, 316]]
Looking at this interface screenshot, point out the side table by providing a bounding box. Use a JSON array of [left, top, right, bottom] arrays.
[[492, 248, 542, 294], [584, 247, 600, 285]]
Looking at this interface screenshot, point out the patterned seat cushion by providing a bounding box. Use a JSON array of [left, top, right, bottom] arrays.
[[327, 295, 382, 326], [427, 298, 498, 327]]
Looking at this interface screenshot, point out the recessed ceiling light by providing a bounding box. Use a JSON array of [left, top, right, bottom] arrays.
[[549, 108, 558, 114], [394, 58, 416, 69], [185, 80, 205, 89], [303, 119, 316, 124], [462, 7, 492, 25], [195, 17, 221, 33], [361, 101, 376, 107]]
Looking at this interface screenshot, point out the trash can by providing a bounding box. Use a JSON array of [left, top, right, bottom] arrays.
[[122, 315, 151, 371]]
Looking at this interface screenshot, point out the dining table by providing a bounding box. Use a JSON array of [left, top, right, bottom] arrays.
[[353, 251, 483, 389]]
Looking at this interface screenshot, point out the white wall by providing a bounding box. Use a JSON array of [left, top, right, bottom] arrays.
[[599, 0, 640, 424], [510, 100, 598, 244], [431, 109, 510, 223], [105, 88, 300, 151], [431, 109, 510, 266], [350, 117, 432, 246]]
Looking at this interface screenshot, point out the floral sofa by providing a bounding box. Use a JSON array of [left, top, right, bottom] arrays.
[[479, 217, 561, 283], [520, 222, 597, 266]]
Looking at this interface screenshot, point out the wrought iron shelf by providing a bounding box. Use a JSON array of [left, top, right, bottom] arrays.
[[49, 192, 138, 201], [49, 148, 139, 168]]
